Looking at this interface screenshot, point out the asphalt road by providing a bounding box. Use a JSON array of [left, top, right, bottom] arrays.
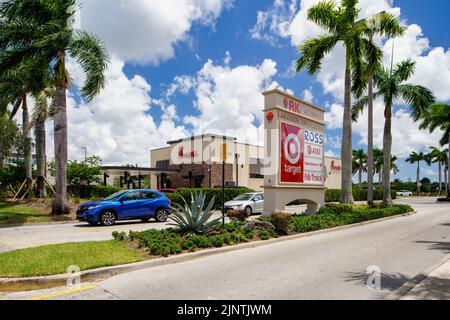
[[0, 206, 305, 253], [2, 197, 449, 300]]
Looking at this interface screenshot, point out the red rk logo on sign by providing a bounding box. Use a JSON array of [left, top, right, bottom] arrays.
[[283, 97, 301, 114], [280, 123, 304, 183]]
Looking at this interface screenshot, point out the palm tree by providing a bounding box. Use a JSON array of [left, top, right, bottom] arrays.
[[427, 147, 448, 195], [0, 62, 48, 196], [352, 149, 367, 187], [30, 90, 53, 198], [0, 0, 109, 214], [353, 60, 435, 206], [420, 104, 450, 197], [295, 0, 402, 204], [355, 12, 404, 206], [405, 151, 427, 194]]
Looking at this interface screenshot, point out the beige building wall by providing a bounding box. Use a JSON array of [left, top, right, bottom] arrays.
[[150, 135, 341, 191]]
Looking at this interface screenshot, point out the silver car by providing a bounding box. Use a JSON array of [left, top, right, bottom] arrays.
[[224, 192, 264, 216]]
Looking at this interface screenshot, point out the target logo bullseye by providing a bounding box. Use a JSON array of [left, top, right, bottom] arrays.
[[284, 133, 301, 164]]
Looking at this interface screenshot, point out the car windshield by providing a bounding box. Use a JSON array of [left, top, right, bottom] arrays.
[[233, 193, 254, 201], [104, 190, 128, 201]]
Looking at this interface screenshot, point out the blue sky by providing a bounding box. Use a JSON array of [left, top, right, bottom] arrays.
[[61, 0, 450, 183]]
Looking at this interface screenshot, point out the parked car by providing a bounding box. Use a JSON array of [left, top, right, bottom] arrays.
[[76, 189, 172, 226], [396, 190, 413, 197], [224, 192, 264, 216]]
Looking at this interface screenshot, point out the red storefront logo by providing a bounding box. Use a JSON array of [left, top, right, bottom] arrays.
[[280, 123, 304, 183], [178, 147, 197, 159], [331, 161, 342, 171]]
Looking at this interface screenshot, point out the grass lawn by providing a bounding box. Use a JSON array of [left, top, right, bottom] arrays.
[[0, 200, 67, 225], [0, 240, 144, 277]]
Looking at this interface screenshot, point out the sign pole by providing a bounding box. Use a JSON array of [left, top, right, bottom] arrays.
[[221, 138, 226, 227]]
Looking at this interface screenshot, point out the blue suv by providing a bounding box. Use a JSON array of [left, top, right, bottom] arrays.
[[76, 189, 172, 226]]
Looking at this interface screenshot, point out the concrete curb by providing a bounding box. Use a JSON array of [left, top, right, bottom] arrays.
[[386, 252, 450, 300], [0, 210, 416, 292], [0, 220, 77, 229]]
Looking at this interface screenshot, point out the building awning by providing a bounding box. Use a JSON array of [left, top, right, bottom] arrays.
[[101, 166, 180, 174]]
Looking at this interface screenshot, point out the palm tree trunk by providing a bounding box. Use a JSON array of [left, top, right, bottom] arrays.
[[417, 161, 420, 194], [35, 117, 47, 198], [444, 166, 448, 194], [358, 168, 362, 187], [382, 104, 393, 207], [448, 138, 450, 197], [438, 161, 442, 196], [340, 49, 354, 204], [22, 95, 33, 197], [379, 168, 382, 187], [367, 76, 374, 206], [52, 80, 70, 215]]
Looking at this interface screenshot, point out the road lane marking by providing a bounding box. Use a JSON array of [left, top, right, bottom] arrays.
[[29, 285, 97, 300]]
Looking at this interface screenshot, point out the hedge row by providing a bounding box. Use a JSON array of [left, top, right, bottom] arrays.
[[290, 204, 414, 233], [68, 185, 123, 199], [325, 188, 397, 202], [166, 187, 254, 210]]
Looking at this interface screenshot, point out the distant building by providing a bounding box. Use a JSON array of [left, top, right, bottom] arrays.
[[149, 134, 342, 191]]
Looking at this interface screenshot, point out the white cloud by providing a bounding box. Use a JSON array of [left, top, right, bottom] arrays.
[[183, 56, 279, 143], [49, 57, 190, 165], [302, 87, 314, 102], [78, 0, 232, 65]]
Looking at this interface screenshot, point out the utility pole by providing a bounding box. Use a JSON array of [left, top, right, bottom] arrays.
[[82, 147, 87, 163]]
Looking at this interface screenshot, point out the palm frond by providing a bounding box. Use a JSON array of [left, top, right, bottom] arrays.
[[68, 30, 109, 101], [296, 34, 339, 75], [398, 84, 435, 121], [307, 1, 340, 33]]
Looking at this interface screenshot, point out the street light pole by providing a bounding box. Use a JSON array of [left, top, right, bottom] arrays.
[[82, 147, 87, 163]]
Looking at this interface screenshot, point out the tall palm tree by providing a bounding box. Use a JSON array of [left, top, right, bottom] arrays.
[[0, 62, 48, 196], [353, 60, 435, 207], [352, 149, 367, 187], [420, 103, 450, 197], [295, 0, 402, 204], [427, 147, 448, 195], [355, 12, 404, 206], [0, 0, 109, 214], [30, 90, 52, 198], [405, 151, 427, 194]]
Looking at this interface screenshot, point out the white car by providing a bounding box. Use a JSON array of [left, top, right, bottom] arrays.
[[224, 192, 264, 216], [396, 190, 413, 197]]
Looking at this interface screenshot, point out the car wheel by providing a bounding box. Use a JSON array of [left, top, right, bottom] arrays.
[[155, 208, 169, 222], [100, 211, 116, 226], [245, 206, 253, 216], [141, 217, 150, 223]]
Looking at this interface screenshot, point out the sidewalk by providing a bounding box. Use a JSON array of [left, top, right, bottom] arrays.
[[389, 253, 450, 300]]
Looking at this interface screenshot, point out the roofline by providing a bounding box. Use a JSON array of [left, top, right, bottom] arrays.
[[167, 133, 237, 145], [101, 166, 180, 173], [262, 88, 325, 112]]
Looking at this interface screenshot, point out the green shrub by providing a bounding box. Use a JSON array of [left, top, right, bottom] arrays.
[[227, 209, 248, 222], [324, 189, 397, 202], [112, 231, 127, 241], [269, 212, 292, 235], [325, 203, 354, 214], [437, 197, 450, 202], [258, 230, 270, 240], [68, 185, 124, 199], [291, 204, 413, 233]]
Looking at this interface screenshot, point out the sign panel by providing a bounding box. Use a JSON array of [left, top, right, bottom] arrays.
[[280, 123, 304, 183]]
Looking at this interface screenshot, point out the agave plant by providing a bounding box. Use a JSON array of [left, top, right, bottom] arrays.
[[168, 191, 221, 234]]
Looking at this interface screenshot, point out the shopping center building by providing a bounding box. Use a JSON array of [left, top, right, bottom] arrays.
[[149, 134, 342, 191]]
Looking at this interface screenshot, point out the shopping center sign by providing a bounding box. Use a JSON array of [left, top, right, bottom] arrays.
[[263, 89, 326, 215]]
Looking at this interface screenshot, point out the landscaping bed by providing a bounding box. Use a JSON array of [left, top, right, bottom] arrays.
[[437, 197, 450, 202], [113, 203, 414, 258], [0, 200, 72, 225]]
